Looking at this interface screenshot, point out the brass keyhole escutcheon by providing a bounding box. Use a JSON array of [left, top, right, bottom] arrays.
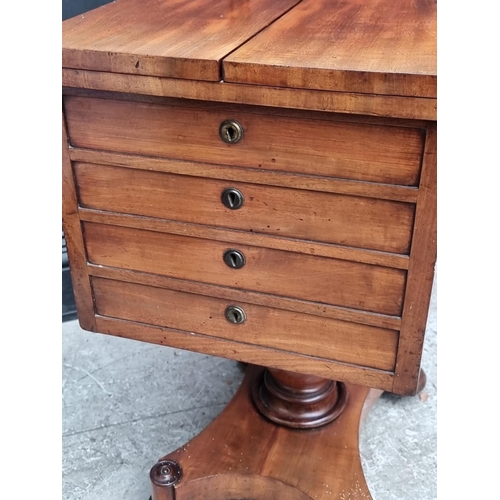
[[219, 119, 244, 144], [221, 188, 244, 210], [225, 305, 246, 324], [223, 249, 246, 269]]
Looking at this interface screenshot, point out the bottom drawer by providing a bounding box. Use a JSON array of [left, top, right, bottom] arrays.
[[92, 277, 399, 371]]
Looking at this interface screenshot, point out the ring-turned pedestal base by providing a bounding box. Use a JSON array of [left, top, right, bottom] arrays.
[[252, 367, 348, 429], [150, 366, 383, 500]]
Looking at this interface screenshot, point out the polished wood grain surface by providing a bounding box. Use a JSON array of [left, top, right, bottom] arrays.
[[62, 0, 300, 81], [224, 0, 437, 98], [75, 162, 415, 254], [62, 68, 437, 121], [83, 222, 407, 315], [64, 96, 425, 185], [92, 277, 399, 370]]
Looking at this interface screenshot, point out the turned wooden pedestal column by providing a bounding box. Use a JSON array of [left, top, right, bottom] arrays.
[[252, 368, 348, 429]]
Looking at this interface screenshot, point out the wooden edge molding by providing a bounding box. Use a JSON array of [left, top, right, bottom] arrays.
[[62, 68, 437, 121]]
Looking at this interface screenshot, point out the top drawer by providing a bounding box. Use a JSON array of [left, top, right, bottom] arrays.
[[64, 96, 425, 186]]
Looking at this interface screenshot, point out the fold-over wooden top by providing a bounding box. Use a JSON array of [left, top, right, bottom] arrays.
[[223, 0, 437, 98], [62, 0, 300, 81]]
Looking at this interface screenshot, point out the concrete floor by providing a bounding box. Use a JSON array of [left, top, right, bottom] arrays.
[[62, 279, 436, 500]]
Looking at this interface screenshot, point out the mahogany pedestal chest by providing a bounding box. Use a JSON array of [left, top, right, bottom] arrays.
[[62, 0, 436, 497]]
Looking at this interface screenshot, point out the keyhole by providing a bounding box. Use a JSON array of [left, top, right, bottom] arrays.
[[226, 126, 236, 142], [225, 305, 246, 324], [219, 120, 243, 144], [221, 188, 244, 210], [223, 249, 245, 269], [228, 191, 236, 207]]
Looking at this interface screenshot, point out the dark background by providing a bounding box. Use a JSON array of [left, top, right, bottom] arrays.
[[63, 0, 113, 21]]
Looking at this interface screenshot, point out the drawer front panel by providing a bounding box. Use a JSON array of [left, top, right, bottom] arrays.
[[65, 96, 424, 186], [75, 163, 415, 254], [92, 277, 399, 371], [84, 222, 406, 316]]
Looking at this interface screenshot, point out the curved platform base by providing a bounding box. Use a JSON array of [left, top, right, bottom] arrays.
[[151, 366, 382, 500]]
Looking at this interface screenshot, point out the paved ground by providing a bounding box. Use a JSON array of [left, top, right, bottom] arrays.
[[62, 278, 436, 500]]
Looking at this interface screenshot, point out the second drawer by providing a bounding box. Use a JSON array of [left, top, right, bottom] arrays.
[[75, 162, 415, 254], [83, 222, 406, 316], [92, 276, 399, 371]]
